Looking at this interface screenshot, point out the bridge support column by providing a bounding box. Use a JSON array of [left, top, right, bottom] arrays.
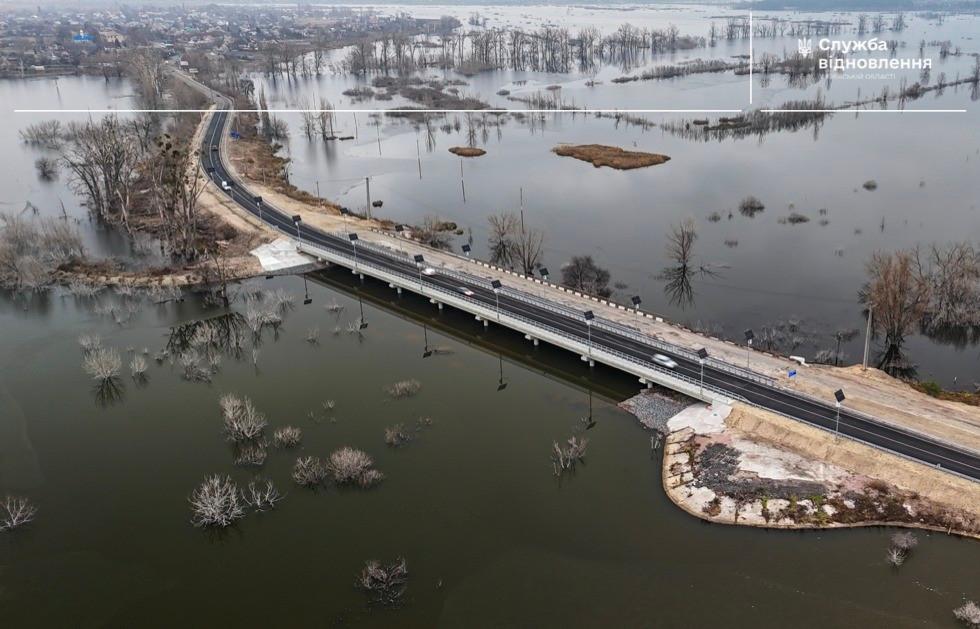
[[581, 356, 594, 367], [524, 334, 539, 346], [437, 302, 443, 310]]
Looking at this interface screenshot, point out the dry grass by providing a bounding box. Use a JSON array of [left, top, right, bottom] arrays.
[[448, 146, 486, 157], [552, 144, 670, 170]]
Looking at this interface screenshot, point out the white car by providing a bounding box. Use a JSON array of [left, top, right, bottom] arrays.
[[652, 354, 678, 369], [456, 286, 475, 297], [221, 180, 231, 191], [421, 267, 437, 276]]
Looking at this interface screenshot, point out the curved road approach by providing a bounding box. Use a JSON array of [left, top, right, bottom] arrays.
[[200, 105, 980, 482]]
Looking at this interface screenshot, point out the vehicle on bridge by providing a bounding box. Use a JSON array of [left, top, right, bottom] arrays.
[[652, 354, 678, 369]]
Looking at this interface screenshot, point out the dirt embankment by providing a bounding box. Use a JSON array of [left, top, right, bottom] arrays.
[[449, 146, 486, 157], [552, 144, 670, 170], [651, 399, 980, 539]]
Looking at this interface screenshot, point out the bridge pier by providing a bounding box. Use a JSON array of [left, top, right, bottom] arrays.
[[524, 334, 539, 346], [580, 355, 595, 367]]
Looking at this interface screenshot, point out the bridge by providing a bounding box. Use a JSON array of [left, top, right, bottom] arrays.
[[198, 101, 980, 483]]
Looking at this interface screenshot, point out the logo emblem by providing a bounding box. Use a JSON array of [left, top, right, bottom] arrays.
[[797, 38, 813, 57]]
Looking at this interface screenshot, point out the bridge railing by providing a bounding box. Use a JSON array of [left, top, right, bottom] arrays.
[[355, 238, 778, 388], [300, 239, 744, 403]]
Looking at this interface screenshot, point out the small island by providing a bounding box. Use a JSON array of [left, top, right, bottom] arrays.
[[552, 144, 670, 170], [449, 146, 486, 157]]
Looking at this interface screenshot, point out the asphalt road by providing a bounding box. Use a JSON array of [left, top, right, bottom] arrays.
[[200, 106, 980, 482]]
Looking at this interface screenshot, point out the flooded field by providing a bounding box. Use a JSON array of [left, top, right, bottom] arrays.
[[1, 271, 978, 627], [250, 5, 980, 385]]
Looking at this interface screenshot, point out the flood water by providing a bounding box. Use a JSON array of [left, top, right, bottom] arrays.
[[1, 271, 978, 627], [252, 5, 980, 386], [2, 5, 980, 625]]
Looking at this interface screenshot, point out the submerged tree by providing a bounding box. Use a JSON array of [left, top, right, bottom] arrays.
[[658, 219, 716, 309], [859, 250, 929, 375], [358, 558, 408, 607], [560, 255, 612, 298], [486, 211, 544, 274], [149, 133, 207, 258]]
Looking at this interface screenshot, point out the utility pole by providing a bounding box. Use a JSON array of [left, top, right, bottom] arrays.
[[365, 176, 371, 220], [520, 186, 525, 233], [862, 304, 873, 370], [416, 135, 422, 179], [459, 159, 466, 203]]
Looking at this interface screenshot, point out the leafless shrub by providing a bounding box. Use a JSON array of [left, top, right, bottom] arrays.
[[385, 379, 421, 399], [707, 211, 722, 223], [234, 441, 268, 467], [83, 347, 121, 381], [0, 212, 83, 289], [129, 355, 148, 379], [66, 280, 103, 298], [782, 212, 810, 224], [552, 436, 589, 476], [328, 447, 384, 487], [20, 120, 63, 147], [724, 239, 739, 248], [189, 475, 245, 528], [357, 558, 408, 607], [292, 456, 327, 486], [886, 547, 906, 567], [274, 426, 302, 448], [78, 334, 102, 353], [1, 495, 38, 532], [739, 196, 765, 217], [953, 601, 980, 627], [384, 424, 412, 447], [863, 179, 878, 191], [35, 157, 58, 180], [325, 301, 345, 314], [219, 394, 267, 442], [891, 531, 919, 551], [306, 327, 320, 344], [179, 350, 214, 382], [244, 479, 283, 512]]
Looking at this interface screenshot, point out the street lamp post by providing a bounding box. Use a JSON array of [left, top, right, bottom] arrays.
[[491, 280, 502, 321], [414, 254, 425, 294], [584, 310, 595, 364], [744, 329, 755, 368], [348, 233, 359, 275], [292, 214, 302, 243], [539, 267, 550, 282], [340, 207, 351, 235], [254, 196, 263, 222], [862, 304, 874, 370], [834, 389, 846, 437], [462, 243, 471, 257], [631, 295, 642, 325], [697, 348, 709, 396]]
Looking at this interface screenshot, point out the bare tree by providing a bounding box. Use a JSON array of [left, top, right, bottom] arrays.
[[189, 475, 245, 528], [150, 133, 207, 258], [292, 456, 327, 486], [859, 250, 930, 372], [358, 558, 408, 607], [219, 394, 267, 442], [560, 255, 612, 298], [83, 348, 122, 382], [61, 115, 143, 231], [953, 601, 980, 627], [327, 447, 384, 487], [1, 496, 37, 531]]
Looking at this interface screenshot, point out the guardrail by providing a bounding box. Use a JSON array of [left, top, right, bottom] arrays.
[[298, 238, 740, 404]]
